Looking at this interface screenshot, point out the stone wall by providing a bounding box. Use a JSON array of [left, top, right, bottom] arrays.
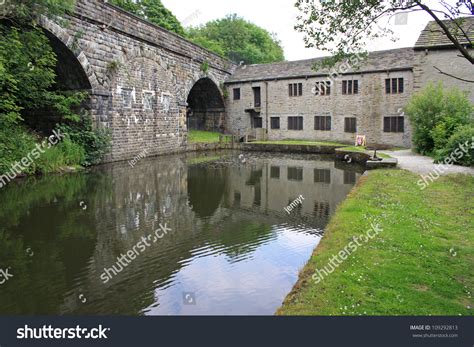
[[40, 0, 235, 163], [413, 48, 474, 103]]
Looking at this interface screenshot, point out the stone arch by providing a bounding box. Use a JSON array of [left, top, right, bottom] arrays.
[[186, 77, 226, 132], [38, 17, 100, 91]]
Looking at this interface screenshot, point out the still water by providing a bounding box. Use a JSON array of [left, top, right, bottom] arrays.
[[0, 151, 363, 315]]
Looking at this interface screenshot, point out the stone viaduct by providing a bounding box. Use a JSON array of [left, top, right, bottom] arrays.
[[39, 0, 236, 162]]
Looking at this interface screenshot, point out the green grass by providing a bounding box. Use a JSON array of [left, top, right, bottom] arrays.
[[277, 170, 473, 316], [252, 140, 346, 146], [188, 130, 222, 144], [339, 146, 391, 159]]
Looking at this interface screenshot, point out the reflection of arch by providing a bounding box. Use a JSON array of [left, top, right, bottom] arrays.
[[186, 78, 225, 132], [187, 166, 226, 218]]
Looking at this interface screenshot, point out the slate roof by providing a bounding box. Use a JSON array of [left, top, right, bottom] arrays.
[[226, 48, 414, 83], [415, 16, 474, 49]]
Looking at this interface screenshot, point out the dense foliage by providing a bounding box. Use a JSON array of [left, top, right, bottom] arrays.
[[405, 83, 473, 165], [109, 0, 185, 36], [0, 0, 110, 177], [186, 14, 285, 64]]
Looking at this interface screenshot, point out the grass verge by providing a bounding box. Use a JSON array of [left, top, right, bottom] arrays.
[[277, 169, 473, 316], [188, 130, 222, 144]]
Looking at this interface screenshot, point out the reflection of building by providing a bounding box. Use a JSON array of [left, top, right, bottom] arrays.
[[225, 155, 362, 229]]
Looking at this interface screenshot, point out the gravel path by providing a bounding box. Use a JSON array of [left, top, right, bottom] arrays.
[[381, 149, 474, 176]]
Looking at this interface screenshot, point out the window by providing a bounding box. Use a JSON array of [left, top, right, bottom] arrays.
[[314, 169, 331, 184], [344, 117, 357, 133], [288, 116, 303, 130], [253, 117, 263, 129], [270, 117, 280, 129], [233, 88, 241, 100], [289, 83, 303, 97], [385, 78, 404, 94], [383, 116, 404, 133], [314, 202, 330, 218], [314, 81, 331, 96], [288, 167, 303, 181], [344, 171, 356, 185], [122, 88, 133, 108], [143, 91, 155, 110], [270, 166, 280, 179], [342, 80, 359, 95], [314, 115, 331, 131], [253, 87, 261, 107]]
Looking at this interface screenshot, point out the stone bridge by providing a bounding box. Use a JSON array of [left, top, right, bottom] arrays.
[[39, 0, 235, 162]]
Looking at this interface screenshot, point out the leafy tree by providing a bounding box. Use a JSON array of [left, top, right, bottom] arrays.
[[295, 0, 473, 73], [109, 0, 185, 36], [405, 82, 473, 155], [0, 0, 75, 24], [186, 14, 285, 64]]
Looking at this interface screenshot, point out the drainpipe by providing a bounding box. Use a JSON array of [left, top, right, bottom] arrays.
[[265, 81, 269, 141]]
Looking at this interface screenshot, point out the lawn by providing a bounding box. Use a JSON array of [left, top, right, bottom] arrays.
[[188, 130, 222, 144], [252, 140, 347, 146], [277, 169, 473, 316]]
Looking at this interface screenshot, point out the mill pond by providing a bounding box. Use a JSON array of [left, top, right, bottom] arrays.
[[0, 151, 363, 315]]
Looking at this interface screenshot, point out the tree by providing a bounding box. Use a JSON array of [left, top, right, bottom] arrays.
[[0, 0, 75, 24], [186, 14, 285, 64], [295, 0, 473, 74], [109, 0, 185, 36]]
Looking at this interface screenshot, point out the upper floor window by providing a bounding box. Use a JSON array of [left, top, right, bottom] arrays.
[[233, 88, 241, 100], [253, 87, 261, 107], [385, 78, 404, 94], [289, 83, 303, 97], [384, 116, 404, 133], [314, 169, 331, 184], [314, 81, 331, 96], [288, 116, 303, 130], [270, 166, 280, 179], [342, 80, 359, 95]]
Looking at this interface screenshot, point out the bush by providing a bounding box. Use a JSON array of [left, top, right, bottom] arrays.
[[405, 83, 473, 155], [57, 115, 111, 166], [36, 136, 85, 174], [434, 125, 474, 167], [0, 124, 37, 175]]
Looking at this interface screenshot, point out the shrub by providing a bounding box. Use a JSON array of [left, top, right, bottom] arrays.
[[57, 115, 111, 166], [405, 83, 473, 155], [434, 125, 474, 167], [0, 124, 37, 175], [36, 136, 85, 174]]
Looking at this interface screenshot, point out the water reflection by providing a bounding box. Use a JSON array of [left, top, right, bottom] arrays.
[[0, 151, 363, 315]]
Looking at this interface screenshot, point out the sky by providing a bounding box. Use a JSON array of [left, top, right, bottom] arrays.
[[161, 0, 440, 61]]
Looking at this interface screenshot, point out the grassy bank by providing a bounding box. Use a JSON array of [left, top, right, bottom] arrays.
[[278, 169, 473, 315], [188, 130, 222, 144]]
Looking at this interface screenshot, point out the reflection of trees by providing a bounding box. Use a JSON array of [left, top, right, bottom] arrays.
[[0, 173, 111, 314]]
